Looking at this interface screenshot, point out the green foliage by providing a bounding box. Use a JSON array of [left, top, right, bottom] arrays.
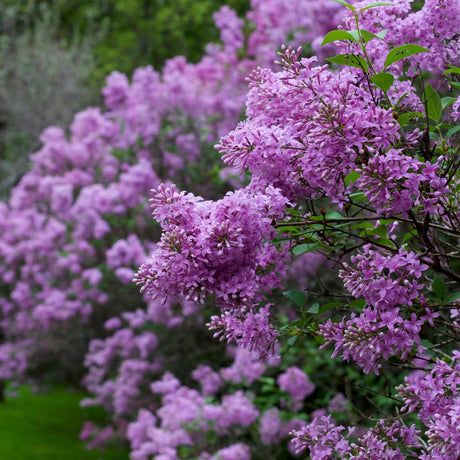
[[326, 53, 369, 71], [371, 71, 394, 92], [4, 0, 250, 88], [423, 83, 443, 124], [322, 29, 359, 45], [283, 290, 307, 308], [383, 43, 429, 69]]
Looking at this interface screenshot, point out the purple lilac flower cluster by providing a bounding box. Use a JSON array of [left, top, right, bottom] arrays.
[[135, 184, 289, 355], [290, 415, 423, 459], [318, 246, 435, 374], [397, 353, 460, 458]]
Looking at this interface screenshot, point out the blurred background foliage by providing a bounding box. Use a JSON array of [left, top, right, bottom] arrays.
[[0, 0, 250, 199]]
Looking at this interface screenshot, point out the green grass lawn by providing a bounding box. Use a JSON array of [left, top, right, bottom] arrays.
[[0, 386, 129, 459]]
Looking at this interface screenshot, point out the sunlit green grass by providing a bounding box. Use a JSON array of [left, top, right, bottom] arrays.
[[0, 386, 129, 460]]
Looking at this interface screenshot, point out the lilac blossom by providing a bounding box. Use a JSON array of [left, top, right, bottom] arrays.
[[277, 366, 315, 410]]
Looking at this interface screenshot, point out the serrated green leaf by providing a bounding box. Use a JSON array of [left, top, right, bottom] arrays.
[[424, 84, 443, 124], [371, 72, 395, 92], [329, 0, 356, 11], [433, 275, 447, 302], [359, 2, 394, 13], [446, 125, 460, 138], [345, 170, 360, 186], [292, 243, 321, 255], [349, 298, 366, 309], [326, 54, 369, 72], [384, 44, 429, 69], [283, 290, 307, 307], [322, 30, 359, 45]]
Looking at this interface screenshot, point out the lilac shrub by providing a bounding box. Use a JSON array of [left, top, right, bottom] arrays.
[[0, 0, 337, 385], [135, 0, 460, 458], [1, 0, 458, 458], [125, 348, 317, 459]]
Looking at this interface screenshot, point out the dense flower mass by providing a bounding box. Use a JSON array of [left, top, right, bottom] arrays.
[[0, 0, 459, 458], [134, 184, 290, 355], [0, 0, 336, 382]]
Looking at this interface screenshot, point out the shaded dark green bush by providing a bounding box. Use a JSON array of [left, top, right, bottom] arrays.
[[3, 0, 250, 86]]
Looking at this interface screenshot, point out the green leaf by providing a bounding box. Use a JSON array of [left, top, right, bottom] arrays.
[[384, 44, 429, 69], [344, 170, 360, 186], [326, 54, 369, 72], [446, 292, 460, 303], [402, 229, 418, 243], [420, 339, 434, 349], [292, 243, 321, 255], [443, 65, 460, 75], [374, 237, 396, 248], [351, 222, 375, 230], [375, 29, 388, 40], [287, 335, 298, 345], [319, 302, 343, 313], [329, 0, 356, 11], [322, 30, 359, 45], [441, 96, 456, 109], [446, 125, 460, 138], [424, 84, 443, 124], [433, 275, 447, 302], [307, 303, 320, 314], [349, 298, 366, 309], [396, 111, 424, 126], [258, 376, 275, 385], [361, 29, 387, 43], [283, 290, 307, 307], [371, 72, 395, 92], [348, 191, 366, 201], [359, 2, 394, 13], [451, 81, 460, 91], [325, 211, 344, 220]]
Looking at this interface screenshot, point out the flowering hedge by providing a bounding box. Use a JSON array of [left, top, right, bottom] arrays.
[[134, 0, 460, 457], [1, 0, 459, 459]]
